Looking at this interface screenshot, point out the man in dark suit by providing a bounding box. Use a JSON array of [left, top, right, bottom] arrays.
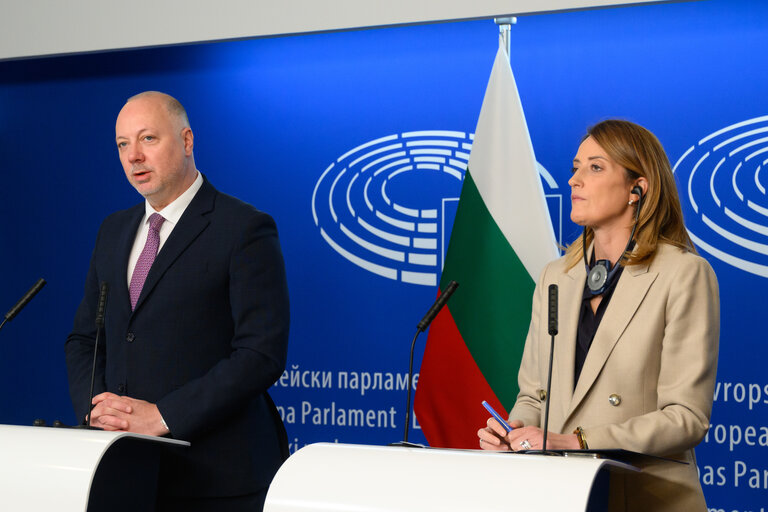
[[65, 91, 290, 511]]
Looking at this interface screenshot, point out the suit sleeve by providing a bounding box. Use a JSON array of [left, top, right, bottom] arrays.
[[585, 255, 720, 456], [64, 224, 108, 423], [155, 213, 290, 440]]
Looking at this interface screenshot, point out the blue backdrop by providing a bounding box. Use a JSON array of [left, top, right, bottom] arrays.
[[1, 0, 766, 508]]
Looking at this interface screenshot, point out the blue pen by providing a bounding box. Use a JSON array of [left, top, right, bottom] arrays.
[[482, 400, 513, 433]]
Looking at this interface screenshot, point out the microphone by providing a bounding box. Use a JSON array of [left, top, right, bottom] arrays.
[[417, 280, 459, 332], [79, 282, 109, 429], [548, 284, 558, 336], [392, 281, 460, 447], [530, 284, 559, 455], [95, 281, 109, 328], [0, 278, 46, 332]]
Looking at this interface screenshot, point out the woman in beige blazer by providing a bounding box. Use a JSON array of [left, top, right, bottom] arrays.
[[478, 119, 719, 511]]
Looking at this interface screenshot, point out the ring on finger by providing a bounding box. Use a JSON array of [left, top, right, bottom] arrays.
[[519, 439, 532, 450]]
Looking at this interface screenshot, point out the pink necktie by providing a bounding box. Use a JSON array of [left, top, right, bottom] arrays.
[[129, 213, 165, 310]]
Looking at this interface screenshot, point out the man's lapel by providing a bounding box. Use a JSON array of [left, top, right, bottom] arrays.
[[117, 206, 145, 313], [132, 180, 216, 314]]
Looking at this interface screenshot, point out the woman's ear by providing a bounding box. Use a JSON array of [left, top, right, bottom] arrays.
[[631, 177, 649, 200]]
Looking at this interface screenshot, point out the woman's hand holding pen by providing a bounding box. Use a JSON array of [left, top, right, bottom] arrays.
[[478, 418, 581, 451], [477, 417, 523, 451]]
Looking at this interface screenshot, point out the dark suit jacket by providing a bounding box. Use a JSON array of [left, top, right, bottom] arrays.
[[65, 177, 290, 497]]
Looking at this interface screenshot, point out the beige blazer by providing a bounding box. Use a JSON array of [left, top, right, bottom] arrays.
[[510, 243, 719, 511]]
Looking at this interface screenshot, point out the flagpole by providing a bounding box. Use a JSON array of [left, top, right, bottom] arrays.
[[415, 16, 560, 449], [494, 16, 517, 61]]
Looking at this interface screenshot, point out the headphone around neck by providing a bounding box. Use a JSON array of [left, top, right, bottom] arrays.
[[583, 185, 643, 296]]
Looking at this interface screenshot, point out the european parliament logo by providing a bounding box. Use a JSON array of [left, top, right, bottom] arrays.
[[674, 116, 768, 278], [312, 131, 562, 286]]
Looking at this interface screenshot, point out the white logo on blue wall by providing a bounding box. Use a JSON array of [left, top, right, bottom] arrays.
[[674, 115, 768, 278], [312, 131, 562, 286]]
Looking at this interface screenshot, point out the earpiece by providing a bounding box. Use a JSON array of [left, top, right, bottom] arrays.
[[584, 183, 645, 296]]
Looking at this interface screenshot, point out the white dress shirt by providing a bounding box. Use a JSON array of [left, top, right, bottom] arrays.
[[126, 171, 204, 287]]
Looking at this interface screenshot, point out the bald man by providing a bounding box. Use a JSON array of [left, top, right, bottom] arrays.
[[65, 91, 290, 511]]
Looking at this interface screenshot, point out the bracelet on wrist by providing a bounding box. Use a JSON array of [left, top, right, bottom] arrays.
[[573, 426, 588, 449]]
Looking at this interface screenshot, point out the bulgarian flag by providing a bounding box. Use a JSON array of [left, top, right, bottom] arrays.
[[414, 41, 559, 448]]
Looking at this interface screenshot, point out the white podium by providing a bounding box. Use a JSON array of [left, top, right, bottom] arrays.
[[264, 443, 638, 512], [0, 424, 189, 511]]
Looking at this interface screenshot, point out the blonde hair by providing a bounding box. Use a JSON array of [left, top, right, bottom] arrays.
[[565, 119, 695, 269]]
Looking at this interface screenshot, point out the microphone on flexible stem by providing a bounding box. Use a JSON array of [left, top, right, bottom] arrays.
[[77, 282, 108, 429], [528, 284, 561, 456], [391, 280, 459, 447], [0, 278, 46, 333], [416, 280, 459, 332]]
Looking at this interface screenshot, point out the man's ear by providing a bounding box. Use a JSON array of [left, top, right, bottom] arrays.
[[182, 127, 194, 155]]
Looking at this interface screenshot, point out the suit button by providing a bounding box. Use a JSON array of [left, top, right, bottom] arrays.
[[126, 332, 135, 343], [117, 384, 125, 393], [537, 389, 547, 401], [609, 394, 622, 406]]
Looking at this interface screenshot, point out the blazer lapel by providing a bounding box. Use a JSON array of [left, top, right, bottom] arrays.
[[117, 206, 145, 313], [566, 260, 658, 417], [550, 263, 583, 431], [132, 180, 216, 314]]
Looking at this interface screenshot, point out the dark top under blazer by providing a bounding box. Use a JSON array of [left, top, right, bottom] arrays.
[[65, 177, 290, 497]]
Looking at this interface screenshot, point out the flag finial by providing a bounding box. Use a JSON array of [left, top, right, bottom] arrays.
[[494, 17, 517, 60]]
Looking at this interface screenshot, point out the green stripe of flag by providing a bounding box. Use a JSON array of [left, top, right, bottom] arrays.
[[416, 41, 558, 448], [440, 169, 535, 409]]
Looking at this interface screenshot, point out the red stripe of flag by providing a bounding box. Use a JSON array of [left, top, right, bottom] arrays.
[[414, 303, 507, 449]]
